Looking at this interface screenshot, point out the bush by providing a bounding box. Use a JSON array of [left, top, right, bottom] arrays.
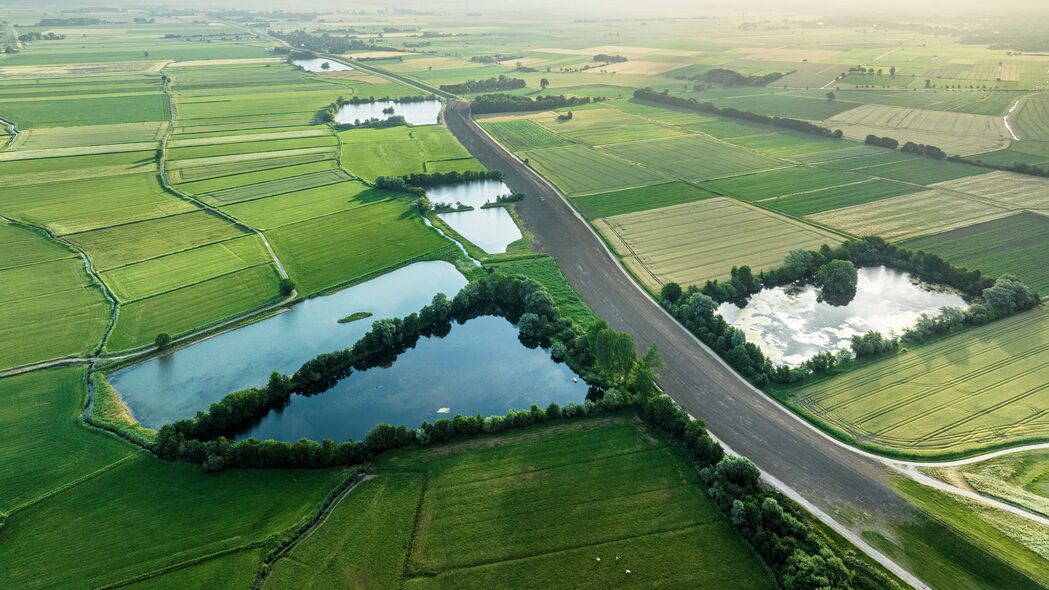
[[154, 333, 172, 349]]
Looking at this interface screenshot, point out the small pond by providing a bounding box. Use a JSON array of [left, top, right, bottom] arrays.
[[293, 58, 353, 73], [235, 314, 589, 442], [431, 180, 523, 254], [717, 266, 967, 366], [110, 261, 467, 428], [334, 99, 441, 126]]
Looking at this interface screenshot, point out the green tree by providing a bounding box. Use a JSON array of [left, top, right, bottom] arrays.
[[540, 77, 549, 89], [279, 278, 295, 296], [155, 333, 172, 349], [825, 91, 835, 101], [660, 282, 683, 303], [814, 260, 858, 306]]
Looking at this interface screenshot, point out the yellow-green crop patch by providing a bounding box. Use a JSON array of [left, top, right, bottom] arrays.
[[168, 152, 334, 183], [480, 119, 571, 151], [0, 220, 76, 270], [826, 104, 1012, 155], [198, 169, 355, 206], [931, 171, 1049, 213], [704, 166, 865, 202], [101, 235, 273, 301], [174, 160, 338, 195], [762, 179, 920, 216], [793, 308, 1049, 458], [221, 182, 396, 229], [9, 122, 165, 150], [860, 157, 988, 185], [339, 125, 482, 181], [603, 134, 786, 182], [167, 135, 338, 161], [807, 189, 1012, 240], [596, 197, 843, 291], [571, 182, 716, 219], [106, 264, 282, 351], [64, 210, 248, 271], [1012, 94, 1049, 141], [957, 449, 1049, 518], [522, 144, 666, 195]]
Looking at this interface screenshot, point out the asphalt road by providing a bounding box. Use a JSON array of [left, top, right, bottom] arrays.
[[444, 101, 912, 521]]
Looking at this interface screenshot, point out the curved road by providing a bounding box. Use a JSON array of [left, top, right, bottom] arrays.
[[444, 101, 929, 585]]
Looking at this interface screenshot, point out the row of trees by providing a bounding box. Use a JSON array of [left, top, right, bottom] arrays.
[[270, 30, 396, 54], [469, 93, 598, 114], [701, 68, 786, 87], [634, 88, 844, 139], [594, 53, 628, 63], [374, 169, 504, 196], [440, 75, 526, 94], [660, 236, 1040, 387], [868, 133, 1049, 178]]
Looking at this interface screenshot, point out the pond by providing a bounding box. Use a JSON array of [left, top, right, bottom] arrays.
[[235, 314, 589, 442], [293, 58, 353, 73], [334, 99, 441, 126], [431, 180, 523, 254], [716, 266, 967, 366], [109, 261, 468, 428]]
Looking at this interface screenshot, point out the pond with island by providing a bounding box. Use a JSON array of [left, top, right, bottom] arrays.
[[716, 266, 967, 366], [108, 260, 587, 441], [292, 58, 354, 72], [430, 179, 523, 254], [334, 99, 441, 126]]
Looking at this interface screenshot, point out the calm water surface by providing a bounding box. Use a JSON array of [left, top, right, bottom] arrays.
[[717, 266, 967, 366], [431, 180, 523, 253], [335, 99, 441, 125], [292, 58, 353, 72], [236, 314, 589, 442], [110, 262, 467, 427]]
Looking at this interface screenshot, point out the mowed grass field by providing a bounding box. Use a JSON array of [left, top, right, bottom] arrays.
[[903, 212, 1049, 292], [523, 144, 666, 195], [957, 449, 1049, 518], [265, 415, 773, 590], [596, 197, 843, 291], [0, 222, 110, 370], [0, 366, 349, 589], [571, 182, 716, 219], [340, 125, 485, 181], [793, 308, 1049, 458], [603, 134, 785, 182]]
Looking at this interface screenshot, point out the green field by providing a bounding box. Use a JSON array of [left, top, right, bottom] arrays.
[[793, 308, 1049, 457], [860, 157, 988, 185], [571, 181, 716, 219], [197, 169, 354, 206], [488, 255, 597, 325], [902, 212, 1049, 292], [265, 415, 773, 589], [266, 200, 451, 294], [596, 197, 843, 291], [480, 119, 571, 150], [762, 179, 919, 216], [704, 165, 864, 201], [1013, 94, 1049, 141], [603, 134, 785, 182], [340, 125, 484, 180], [956, 450, 1049, 518], [523, 144, 666, 195]]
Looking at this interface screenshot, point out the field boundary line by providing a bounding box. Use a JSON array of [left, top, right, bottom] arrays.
[[7, 450, 145, 516], [100, 542, 263, 590]]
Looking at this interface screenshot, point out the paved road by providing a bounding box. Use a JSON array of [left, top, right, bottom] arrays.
[[444, 101, 914, 522]]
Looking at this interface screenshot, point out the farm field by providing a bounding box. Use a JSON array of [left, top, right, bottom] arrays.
[[603, 134, 785, 182], [762, 179, 920, 216], [792, 308, 1049, 457], [956, 450, 1049, 518], [571, 181, 716, 219], [1012, 94, 1049, 141], [826, 104, 1012, 155], [267, 414, 773, 590], [339, 125, 484, 180], [595, 197, 843, 290], [902, 212, 1049, 293], [522, 144, 666, 195], [479, 119, 571, 151], [703, 166, 864, 202]]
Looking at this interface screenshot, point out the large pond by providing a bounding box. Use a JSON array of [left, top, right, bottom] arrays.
[[109, 261, 467, 428], [236, 314, 589, 442], [293, 58, 353, 73], [717, 266, 967, 366], [432, 180, 523, 254], [334, 99, 441, 126]]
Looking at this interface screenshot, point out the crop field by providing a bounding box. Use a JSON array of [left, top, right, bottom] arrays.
[[480, 119, 571, 151], [860, 157, 989, 184], [794, 88, 1026, 117], [826, 104, 1012, 155], [571, 182, 716, 219], [340, 125, 484, 181], [0, 92, 170, 128], [902, 212, 1049, 292], [932, 171, 1049, 212], [793, 308, 1049, 457], [266, 200, 452, 294], [533, 107, 691, 146], [8, 122, 166, 150], [808, 189, 1011, 240], [220, 182, 396, 229], [1012, 94, 1049, 141], [278, 414, 772, 589], [603, 134, 786, 182], [174, 160, 338, 194], [522, 144, 666, 195], [197, 169, 354, 206], [703, 166, 864, 201], [760, 179, 918, 217], [106, 264, 282, 351], [957, 450, 1049, 518], [596, 197, 843, 290]]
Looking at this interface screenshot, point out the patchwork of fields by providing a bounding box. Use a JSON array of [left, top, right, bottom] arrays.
[[266, 415, 774, 589], [827, 104, 1012, 155], [793, 309, 1049, 457]]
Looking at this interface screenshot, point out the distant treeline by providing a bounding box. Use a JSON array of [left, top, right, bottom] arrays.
[[440, 75, 526, 94], [594, 53, 628, 63], [701, 68, 786, 87], [271, 30, 398, 54], [16, 31, 65, 44], [470, 94, 600, 114], [39, 17, 100, 26], [634, 88, 843, 139], [374, 169, 504, 195], [469, 54, 521, 64], [660, 236, 1039, 387]]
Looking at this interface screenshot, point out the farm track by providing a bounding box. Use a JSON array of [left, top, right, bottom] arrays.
[[443, 99, 1049, 586]]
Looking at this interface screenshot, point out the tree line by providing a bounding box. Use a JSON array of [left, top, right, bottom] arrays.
[[594, 53, 628, 63], [660, 236, 1040, 386], [440, 75, 526, 94], [700, 68, 786, 87], [470, 94, 599, 114], [270, 30, 397, 54], [634, 88, 844, 139], [374, 169, 504, 196], [866, 133, 1049, 179]]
